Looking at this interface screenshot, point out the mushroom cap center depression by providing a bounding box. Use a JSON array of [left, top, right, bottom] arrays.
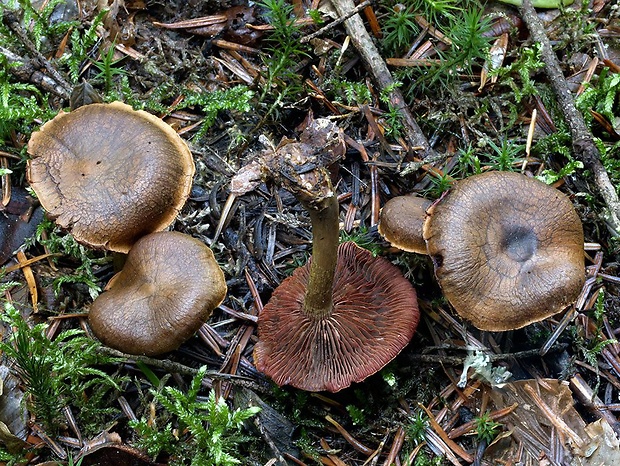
[[501, 225, 538, 263], [477, 197, 549, 281]]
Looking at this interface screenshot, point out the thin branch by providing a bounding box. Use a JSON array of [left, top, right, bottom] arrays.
[[520, 0, 620, 233], [2, 9, 72, 96], [407, 343, 568, 366], [98, 346, 271, 392], [330, 0, 439, 160], [300, 0, 372, 44], [0, 46, 71, 99]]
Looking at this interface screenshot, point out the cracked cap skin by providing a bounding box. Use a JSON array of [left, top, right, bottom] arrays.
[[423, 171, 585, 331], [27, 101, 195, 253]]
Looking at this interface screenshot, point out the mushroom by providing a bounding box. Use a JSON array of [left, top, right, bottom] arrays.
[[421, 171, 584, 331], [253, 119, 420, 392], [27, 101, 195, 253], [378, 194, 432, 254], [88, 231, 226, 356]]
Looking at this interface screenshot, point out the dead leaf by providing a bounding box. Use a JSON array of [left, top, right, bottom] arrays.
[[479, 33, 508, 91], [487, 379, 620, 465], [0, 366, 28, 453], [0, 187, 44, 266], [230, 160, 263, 196]]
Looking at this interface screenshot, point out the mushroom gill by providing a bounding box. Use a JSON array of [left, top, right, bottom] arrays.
[[254, 241, 419, 392]]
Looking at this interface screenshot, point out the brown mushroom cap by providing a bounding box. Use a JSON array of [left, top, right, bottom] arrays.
[[378, 194, 432, 254], [88, 231, 226, 356], [423, 171, 584, 331], [253, 241, 419, 392], [27, 101, 195, 253]]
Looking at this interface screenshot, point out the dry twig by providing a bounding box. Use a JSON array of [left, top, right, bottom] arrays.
[[520, 0, 620, 233], [330, 0, 439, 160], [97, 347, 269, 392], [2, 10, 72, 97], [300, 0, 372, 44], [0, 46, 70, 99]]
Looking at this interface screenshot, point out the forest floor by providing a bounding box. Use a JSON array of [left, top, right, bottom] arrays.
[[1, 0, 620, 465]]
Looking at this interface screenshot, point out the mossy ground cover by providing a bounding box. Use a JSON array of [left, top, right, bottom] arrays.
[[1, 0, 620, 464]]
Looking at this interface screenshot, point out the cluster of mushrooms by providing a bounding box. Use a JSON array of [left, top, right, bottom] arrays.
[[378, 171, 585, 332], [27, 101, 226, 356], [25, 102, 586, 393]]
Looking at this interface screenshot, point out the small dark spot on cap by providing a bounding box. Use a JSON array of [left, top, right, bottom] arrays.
[[432, 254, 444, 269]]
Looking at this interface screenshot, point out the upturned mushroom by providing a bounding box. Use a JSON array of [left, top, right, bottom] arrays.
[[27, 101, 195, 253], [253, 119, 420, 392], [379, 171, 585, 331], [88, 231, 226, 356]]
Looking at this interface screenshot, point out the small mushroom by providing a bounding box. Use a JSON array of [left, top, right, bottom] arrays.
[[253, 119, 419, 392], [378, 194, 432, 254], [27, 101, 195, 253], [88, 231, 226, 356], [422, 171, 584, 331]]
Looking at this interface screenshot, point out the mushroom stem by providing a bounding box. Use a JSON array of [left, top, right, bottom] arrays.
[[302, 192, 339, 320], [260, 118, 347, 319], [255, 119, 420, 392]]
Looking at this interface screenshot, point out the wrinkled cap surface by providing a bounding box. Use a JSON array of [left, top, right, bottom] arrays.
[[89, 231, 227, 356], [378, 194, 432, 254], [27, 101, 195, 253], [423, 171, 585, 331], [253, 241, 419, 392]]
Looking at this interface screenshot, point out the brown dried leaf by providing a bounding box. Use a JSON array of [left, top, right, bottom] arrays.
[[78, 431, 156, 466], [488, 379, 620, 464], [153, 7, 262, 45], [230, 160, 263, 196], [0, 187, 43, 266], [574, 418, 620, 465], [0, 366, 28, 453], [479, 33, 508, 91]]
